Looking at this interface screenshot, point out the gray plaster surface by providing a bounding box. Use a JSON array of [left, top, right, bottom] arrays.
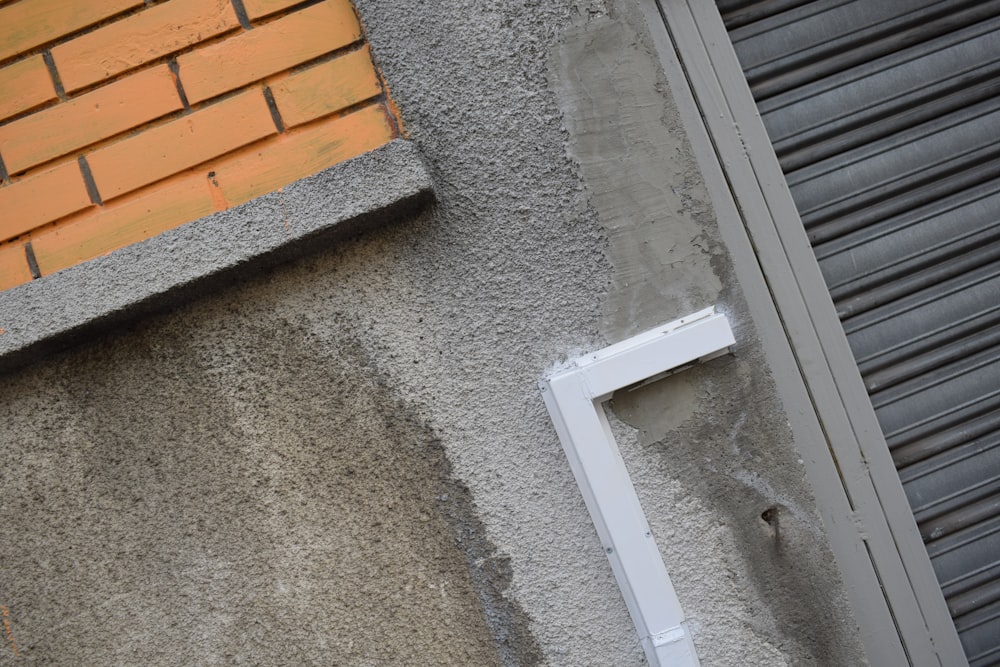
[[0, 1, 868, 665], [0, 325, 511, 665]]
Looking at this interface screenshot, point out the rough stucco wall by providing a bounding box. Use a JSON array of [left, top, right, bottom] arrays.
[[0, 0, 868, 665], [0, 318, 518, 665]]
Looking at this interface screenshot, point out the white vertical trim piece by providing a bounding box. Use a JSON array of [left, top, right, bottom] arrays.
[[539, 306, 734, 667]]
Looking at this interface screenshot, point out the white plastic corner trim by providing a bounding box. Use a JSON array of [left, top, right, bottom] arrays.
[[539, 306, 735, 667]]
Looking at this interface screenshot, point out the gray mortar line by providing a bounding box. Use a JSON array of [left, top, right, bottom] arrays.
[[262, 86, 285, 133], [77, 156, 103, 206], [167, 59, 192, 112], [230, 0, 253, 30], [41, 51, 68, 101], [23, 242, 41, 280]]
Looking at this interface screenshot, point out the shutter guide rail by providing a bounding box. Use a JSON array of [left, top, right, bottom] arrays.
[[646, 0, 979, 663], [716, 0, 1000, 663]]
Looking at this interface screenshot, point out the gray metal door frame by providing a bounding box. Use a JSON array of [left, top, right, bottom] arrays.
[[634, 1, 968, 664]]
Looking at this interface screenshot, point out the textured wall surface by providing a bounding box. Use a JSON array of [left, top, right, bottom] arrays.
[[0, 0, 868, 665]]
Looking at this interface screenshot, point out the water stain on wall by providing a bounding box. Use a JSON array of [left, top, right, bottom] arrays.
[[0, 306, 539, 665]]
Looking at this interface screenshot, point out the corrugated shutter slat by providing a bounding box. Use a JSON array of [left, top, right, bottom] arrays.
[[720, 1, 1000, 661]]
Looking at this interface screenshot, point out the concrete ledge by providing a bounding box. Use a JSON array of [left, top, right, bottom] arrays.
[[0, 139, 433, 373]]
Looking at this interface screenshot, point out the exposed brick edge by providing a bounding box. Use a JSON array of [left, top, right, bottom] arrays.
[[0, 138, 432, 373]]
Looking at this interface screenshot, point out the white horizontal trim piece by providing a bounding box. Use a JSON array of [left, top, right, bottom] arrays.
[[540, 306, 735, 667]]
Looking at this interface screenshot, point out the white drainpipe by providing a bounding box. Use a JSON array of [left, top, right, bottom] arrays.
[[539, 306, 735, 667]]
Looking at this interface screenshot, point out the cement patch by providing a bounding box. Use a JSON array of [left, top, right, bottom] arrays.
[[549, 16, 723, 337]]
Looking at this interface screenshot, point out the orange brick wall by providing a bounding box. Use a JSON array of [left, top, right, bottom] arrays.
[[0, 0, 400, 291]]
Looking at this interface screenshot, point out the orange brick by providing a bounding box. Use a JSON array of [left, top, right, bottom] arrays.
[[0, 65, 182, 174], [87, 87, 276, 200], [51, 0, 240, 93], [270, 47, 381, 128], [242, 0, 305, 20], [0, 55, 57, 122], [0, 160, 92, 242], [31, 173, 215, 275], [176, 0, 360, 104], [0, 242, 32, 291], [0, 0, 143, 63], [214, 102, 394, 206]]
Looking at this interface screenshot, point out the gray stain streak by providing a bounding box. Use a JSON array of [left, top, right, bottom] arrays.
[[0, 311, 535, 665]]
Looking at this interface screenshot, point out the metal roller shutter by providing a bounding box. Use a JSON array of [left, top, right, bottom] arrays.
[[718, 1, 1000, 664]]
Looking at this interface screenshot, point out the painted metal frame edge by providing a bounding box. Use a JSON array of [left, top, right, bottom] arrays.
[[640, 1, 968, 665], [539, 306, 734, 667]]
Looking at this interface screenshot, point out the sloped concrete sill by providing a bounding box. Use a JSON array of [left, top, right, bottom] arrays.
[[0, 139, 433, 374]]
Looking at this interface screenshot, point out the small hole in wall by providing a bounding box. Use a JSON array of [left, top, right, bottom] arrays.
[[760, 506, 782, 549]]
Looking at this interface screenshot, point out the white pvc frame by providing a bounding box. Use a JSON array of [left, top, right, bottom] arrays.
[[539, 306, 735, 667]]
